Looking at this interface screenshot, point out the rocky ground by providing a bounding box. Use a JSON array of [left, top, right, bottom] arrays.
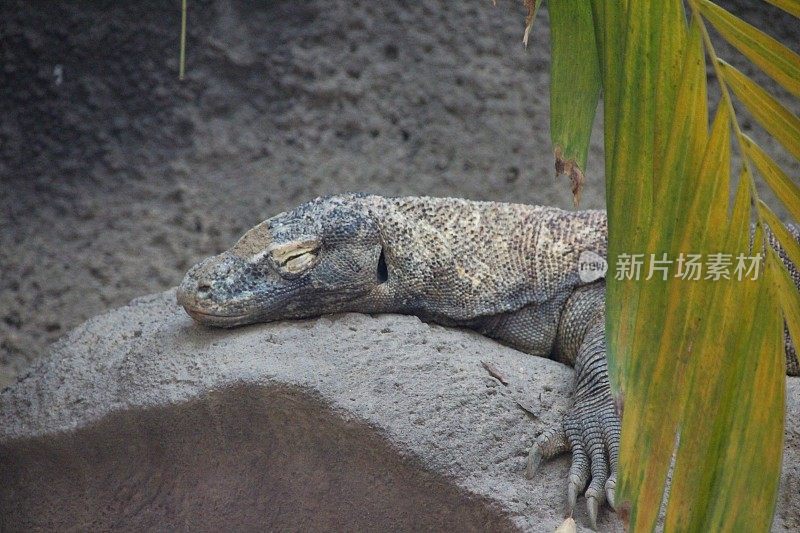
[[2, 292, 798, 531], [1, 0, 799, 386]]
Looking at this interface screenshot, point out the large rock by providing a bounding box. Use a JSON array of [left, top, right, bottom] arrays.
[[0, 291, 797, 531]]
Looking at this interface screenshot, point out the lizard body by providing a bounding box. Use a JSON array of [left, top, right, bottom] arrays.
[[177, 194, 799, 529]]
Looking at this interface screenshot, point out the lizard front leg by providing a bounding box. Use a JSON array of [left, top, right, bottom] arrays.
[[567, 318, 619, 526], [526, 284, 619, 529]]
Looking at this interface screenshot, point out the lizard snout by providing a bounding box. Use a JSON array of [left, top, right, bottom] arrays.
[[175, 258, 223, 313], [176, 266, 208, 312], [176, 255, 261, 327]]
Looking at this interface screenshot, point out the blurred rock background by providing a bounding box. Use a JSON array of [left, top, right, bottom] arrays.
[[1, 0, 798, 386]]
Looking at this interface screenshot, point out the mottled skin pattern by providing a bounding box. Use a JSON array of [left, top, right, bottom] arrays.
[[177, 194, 800, 529]]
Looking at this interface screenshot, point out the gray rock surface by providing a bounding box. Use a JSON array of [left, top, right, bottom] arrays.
[[1, 291, 799, 531]]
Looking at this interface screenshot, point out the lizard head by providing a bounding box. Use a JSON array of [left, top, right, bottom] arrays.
[[177, 195, 389, 327]]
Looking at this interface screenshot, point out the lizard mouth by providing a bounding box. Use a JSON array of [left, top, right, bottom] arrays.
[[182, 308, 253, 328]]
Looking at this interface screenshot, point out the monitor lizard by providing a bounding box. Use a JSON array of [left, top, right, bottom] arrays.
[[177, 193, 800, 529]]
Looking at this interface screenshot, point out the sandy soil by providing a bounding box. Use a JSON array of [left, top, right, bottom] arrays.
[[1, 0, 798, 386]]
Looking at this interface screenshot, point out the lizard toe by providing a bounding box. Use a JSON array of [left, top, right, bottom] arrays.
[[587, 494, 600, 531], [586, 433, 609, 506], [526, 425, 569, 479], [605, 472, 617, 510], [584, 438, 607, 530], [565, 417, 590, 515], [602, 403, 621, 511]]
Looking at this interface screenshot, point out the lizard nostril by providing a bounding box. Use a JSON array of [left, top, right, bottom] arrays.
[[196, 283, 212, 298]]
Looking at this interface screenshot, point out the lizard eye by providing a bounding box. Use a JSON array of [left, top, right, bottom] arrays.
[[258, 238, 321, 279]]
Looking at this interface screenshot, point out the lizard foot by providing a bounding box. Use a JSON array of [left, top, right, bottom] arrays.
[[526, 394, 619, 530]]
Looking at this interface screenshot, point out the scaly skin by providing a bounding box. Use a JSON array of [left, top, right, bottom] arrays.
[[177, 194, 800, 529]]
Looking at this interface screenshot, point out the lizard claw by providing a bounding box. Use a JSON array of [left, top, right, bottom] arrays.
[[567, 474, 581, 513], [587, 495, 599, 530], [526, 426, 569, 479], [605, 473, 617, 510], [525, 443, 542, 479]]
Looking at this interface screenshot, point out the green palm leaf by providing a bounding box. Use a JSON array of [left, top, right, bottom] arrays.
[[743, 135, 800, 222], [765, 0, 800, 18], [719, 60, 800, 160], [538, 0, 799, 529], [699, 0, 800, 98], [548, 0, 601, 205]]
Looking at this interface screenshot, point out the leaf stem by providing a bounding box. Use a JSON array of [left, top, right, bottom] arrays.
[[179, 0, 187, 80]]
